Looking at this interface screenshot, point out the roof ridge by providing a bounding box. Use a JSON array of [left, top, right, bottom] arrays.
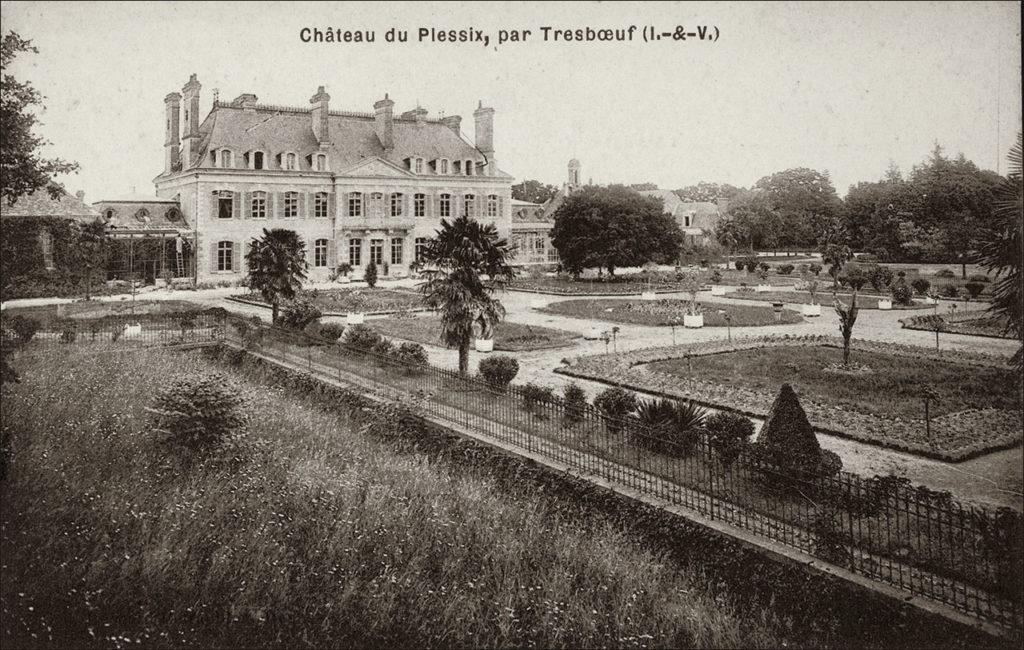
[[213, 101, 445, 124]]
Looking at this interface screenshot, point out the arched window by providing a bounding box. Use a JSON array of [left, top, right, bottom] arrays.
[[389, 193, 403, 217], [314, 192, 329, 218], [251, 191, 267, 218], [414, 158, 423, 174], [315, 154, 328, 171], [463, 194, 475, 217], [285, 152, 297, 170], [219, 150, 233, 168], [348, 191, 362, 217], [464, 160, 473, 176], [253, 151, 265, 170], [283, 191, 298, 218], [314, 238, 329, 267], [217, 241, 234, 272], [487, 194, 498, 218], [439, 159, 449, 175]]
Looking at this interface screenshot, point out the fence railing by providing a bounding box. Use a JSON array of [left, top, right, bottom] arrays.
[[24, 311, 226, 348], [224, 316, 1023, 632]]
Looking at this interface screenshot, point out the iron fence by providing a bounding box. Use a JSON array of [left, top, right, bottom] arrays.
[[222, 315, 1022, 632], [25, 311, 226, 348]]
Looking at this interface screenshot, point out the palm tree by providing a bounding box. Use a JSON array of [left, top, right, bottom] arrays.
[[245, 228, 307, 323], [419, 215, 516, 377], [972, 131, 1022, 369]]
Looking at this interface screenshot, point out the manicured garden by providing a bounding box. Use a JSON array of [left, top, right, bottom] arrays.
[[540, 298, 804, 327], [237, 287, 425, 314], [510, 269, 800, 295], [722, 289, 934, 310], [367, 314, 578, 351], [901, 310, 1014, 340], [557, 335, 1022, 461]]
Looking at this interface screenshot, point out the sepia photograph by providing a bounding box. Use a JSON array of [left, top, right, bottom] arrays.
[[0, 1, 1021, 647]]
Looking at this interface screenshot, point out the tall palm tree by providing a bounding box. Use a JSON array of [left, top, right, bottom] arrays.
[[245, 228, 307, 323], [419, 215, 516, 377], [973, 131, 1022, 369]]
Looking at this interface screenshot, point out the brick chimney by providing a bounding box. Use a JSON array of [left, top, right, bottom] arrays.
[[180, 74, 201, 167], [309, 86, 330, 146], [401, 107, 428, 124], [441, 114, 462, 135], [164, 92, 181, 173], [473, 101, 495, 175], [374, 93, 394, 153], [231, 93, 258, 112]]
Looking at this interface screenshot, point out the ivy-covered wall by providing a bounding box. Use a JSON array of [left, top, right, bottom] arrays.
[[1, 217, 94, 300]]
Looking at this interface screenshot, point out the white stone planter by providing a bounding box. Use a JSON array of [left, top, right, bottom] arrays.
[[755, 284, 771, 293], [877, 299, 893, 311], [641, 291, 657, 301], [710, 285, 727, 296], [339, 276, 352, 284], [346, 312, 365, 325], [584, 327, 602, 340], [683, 313, 704, 328], [530, 299, 546, 310], [801, 303, 821, 317], [123, 323, 143, 339], [924, 296, 936, 305], [474, 338, 494, 353]]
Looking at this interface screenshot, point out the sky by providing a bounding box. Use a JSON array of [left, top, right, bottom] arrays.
[[2, 1, 1020, 203]]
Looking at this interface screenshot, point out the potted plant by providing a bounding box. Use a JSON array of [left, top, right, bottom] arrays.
[[710, 269, 726, 295], [473, 312, 495, 352], [346, 311, 365, 325], [681, 274, 704, 328], [801, 278, 821, 317], [755, 264, 771, 292]]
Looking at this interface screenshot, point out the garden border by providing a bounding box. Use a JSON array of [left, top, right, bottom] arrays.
[[225, 294, 435, 317], [900, 312, 1017, 341]]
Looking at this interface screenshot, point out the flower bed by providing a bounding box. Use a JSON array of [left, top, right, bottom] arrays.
[[510, 271, 799, 296], [722, 289, 933, 310], [235, 288, 426, 315], [540, 298, 804, 327], [556, 335, 1021, 461], [367, 315, 579, 351], [900, 311, 1014, 340]]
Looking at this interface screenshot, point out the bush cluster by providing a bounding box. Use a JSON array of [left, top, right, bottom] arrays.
[[479, 355, 519, 392], [562, 383, 589, 424], [705, 411, 754, 467], [279, 300, 323, 330], [911, 278, 931, 295], [777, 264, 795, 275], [594, 387, 638, 434], [344, 324, 383, 351], [521, 382, 557, 415], [8, 315, 41, 344]]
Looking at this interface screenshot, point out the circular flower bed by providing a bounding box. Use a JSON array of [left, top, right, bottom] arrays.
[[540, 299, 804, 327]]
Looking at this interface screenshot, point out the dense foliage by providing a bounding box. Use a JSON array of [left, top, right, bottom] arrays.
[[245, 228, 308, 324], [478, 354, 519, 392]]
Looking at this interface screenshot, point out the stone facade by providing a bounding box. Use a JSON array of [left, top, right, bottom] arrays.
[[153, 75, 513, 282]]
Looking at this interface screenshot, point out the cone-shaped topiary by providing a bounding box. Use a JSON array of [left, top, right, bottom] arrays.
[[758, 383, 822, 475]]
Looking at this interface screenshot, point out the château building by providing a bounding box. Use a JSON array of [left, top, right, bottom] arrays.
[[152, 74, 513, 282], [509, 159, 582, 266]]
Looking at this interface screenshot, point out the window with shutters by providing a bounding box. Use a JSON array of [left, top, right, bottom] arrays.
[[217, 241, 234, 271], [314, 239, 329, 267], [463, 194, 475, 217], [349, 192, 362, 217], [390, 238, 403, 265], [439, 193, 451, 217], [389, 193, 403, 217], [215, 191, 233, 219], [314, 192, 329, 218], [415, 237, 428, 262], [487, 194, 498, 217], [413, 193, 426, 217], [284, 192, 298, 218], [251, 191, 267, 218], [348, 238, 362, 266]]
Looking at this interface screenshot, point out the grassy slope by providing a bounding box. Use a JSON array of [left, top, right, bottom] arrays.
[[648, 346, 1019, 419], [368, 315, 578, 351], [0, 348, 778, 648], [540, 299, 804, 327]]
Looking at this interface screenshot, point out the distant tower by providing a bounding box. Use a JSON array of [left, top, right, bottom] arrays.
[[567, 159, 581, 188]]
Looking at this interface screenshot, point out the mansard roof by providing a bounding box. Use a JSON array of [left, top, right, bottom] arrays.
[[183, 103, 490, 173], [92, 198, 188, 232], [0, 185, 100, 221]]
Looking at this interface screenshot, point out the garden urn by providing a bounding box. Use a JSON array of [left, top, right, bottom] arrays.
[[346, 312, 365, 325], [683, 313, 704, 328], [474, 337, 494, 353], [878, 298, 893, 310]]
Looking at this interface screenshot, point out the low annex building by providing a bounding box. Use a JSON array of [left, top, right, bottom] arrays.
[[509, 159, 582, 266], [154, 74, 513, 282], [638, 189, 724, 247]]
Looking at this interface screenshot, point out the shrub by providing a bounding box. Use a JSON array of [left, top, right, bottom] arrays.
[[635, 398, 707, 457], [318, 322, 346, 342], [364, 261, 378, 288], [743, 257, 759, 273], [778, 264, 795, 275], [705, 412, 754, 467], [867, 265, 894, 292], [935, 268, 956, 279], [370, 338, 394, 363], [845, 267, 868, 291], [8, 315, 41, 344], [941, 284, 959, 298], [808, 262, 822, 276], [58, 320, 77, 344], [733, 259, 745, 271], [710, 269, 723, 284], [521, 382, 557, 415], [594, 387, 638, 434], [911, 278, 931, 296], [390, 342, 429, 372], [479, 355, 519, 392], [756, 384, 842, 481], [964, 282, 985, 300], [147, 373, 247, 455], [279, 300, 322, 330], [344, 324, 382, 352], [890, 280, 913, 306], [563, 383, 588, 424], [968, 273, 990, 283]]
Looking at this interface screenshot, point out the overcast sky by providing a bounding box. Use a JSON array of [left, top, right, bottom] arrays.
[[2, 1, 1020, 203]]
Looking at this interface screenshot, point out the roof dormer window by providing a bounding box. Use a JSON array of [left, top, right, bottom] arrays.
[[245, 150, 265, 170], [279, 152, 297, 171], [439, 158, 449, 175], [464, 160, 474, 176], [214, 149, 233, 168], [414, 157, 424, 174], [314, 153, 328, 172]]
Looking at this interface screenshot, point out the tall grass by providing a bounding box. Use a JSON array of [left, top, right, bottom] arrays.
[[1, 348, 781, 648]]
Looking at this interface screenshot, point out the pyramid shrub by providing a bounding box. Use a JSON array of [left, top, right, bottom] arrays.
[[758, 384, 830, 478]]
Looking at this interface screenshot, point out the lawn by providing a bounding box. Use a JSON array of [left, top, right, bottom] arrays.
[[0, 346, 782, 648], [901, 311, 1014, 340], [722, 289, 934, 310], [238, 287, 425, 314], [368, 314, 578, 351], [540, 298, 804, 326], [647, 346, 1019, 420]]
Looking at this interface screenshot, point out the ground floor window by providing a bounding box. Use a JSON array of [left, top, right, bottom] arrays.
[[217, 241, 233, 271], [415, 237, 429, 262], [348, 238, 362, 266], [390, 238, 403, 265], [369, 239, 384, 265], [314, 238, 329, 267]]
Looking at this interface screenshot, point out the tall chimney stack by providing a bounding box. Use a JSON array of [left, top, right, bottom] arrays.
[[310, 86, 331, 147], [164, 92, 181, 173], [440, 114, 462, 135], [473, 101, 495, 176], [374, 93, 394, 153], [180, 74, 202, 167]]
